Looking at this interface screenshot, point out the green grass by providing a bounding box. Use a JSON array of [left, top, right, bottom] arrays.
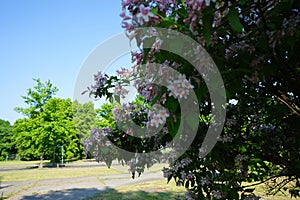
[[87, 179, 296, 200], [1, 161, 295, 199], [247, 182, 297, 200], [0, 160, 48, 168], [0, 161, 167, 182], [0, 167, 123, 182], [86, 179, 186, 200]]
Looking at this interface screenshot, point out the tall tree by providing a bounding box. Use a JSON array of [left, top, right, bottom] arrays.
[[0, 119, 16, 161], [14, 98, 83, 164], [14, 78, 58, 118], [14, 79, 83, 166], [84, 0, 300, 199], [14, 79, 58, 167]]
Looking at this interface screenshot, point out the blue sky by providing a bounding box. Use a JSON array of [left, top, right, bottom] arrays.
[[0, 1, 128, 124]]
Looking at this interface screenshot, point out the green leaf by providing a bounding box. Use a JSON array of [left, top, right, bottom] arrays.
[[114, 94, 121, 104], [203, 8, 214, 45], [227, 8, 243, 32]]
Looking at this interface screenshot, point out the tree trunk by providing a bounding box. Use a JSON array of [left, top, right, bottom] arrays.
[[52, 148, 56, 167], [39, 152, 43, 168]]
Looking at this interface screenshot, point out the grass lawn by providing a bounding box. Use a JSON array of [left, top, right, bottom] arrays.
[[85, 179, 186, 200], [0, 160, 48, 168], [0, 167, 124, 182], [87, 179, 296, 200], [0, 161, 296, 199], [0, 160, 167, 182]]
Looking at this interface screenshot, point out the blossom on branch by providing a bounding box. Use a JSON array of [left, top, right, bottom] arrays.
[[136, 4, 154, 24]]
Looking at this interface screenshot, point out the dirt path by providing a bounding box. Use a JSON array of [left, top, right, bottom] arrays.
[[1, 170, 164, 200]]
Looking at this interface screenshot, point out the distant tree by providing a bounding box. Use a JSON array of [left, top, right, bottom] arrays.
[[14, 78, 58, 118], [95, 103, 115, 128], [0, 119, 16, 161], [14, 79, 83, 166], [14, 98, 83, 165], [73, 100, 98, 139]]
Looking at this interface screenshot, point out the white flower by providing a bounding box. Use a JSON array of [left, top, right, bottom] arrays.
[[112, 107, 122, 121], [217, 135, 233, 143], [234, 154, 249, 163], [150, 114, 164, 128], [114, 84, 129, 98], [176, 74, 187, 85], [200, 177, 210, 185], [212, 190, 224, 199], [159, 109, 169, 120], [167, 73, 194, 99], [180, 171, 187, 179], [176, 87, 188, 99], [167, 81, 180, 97]]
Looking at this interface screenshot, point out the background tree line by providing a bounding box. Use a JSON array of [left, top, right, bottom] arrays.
[[0, 78, 103, 165]]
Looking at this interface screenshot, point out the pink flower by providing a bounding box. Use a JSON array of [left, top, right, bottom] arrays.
[[120, 11, 131, 20], [122, 22, 134, 30], [122, 0, 131, 8], [136, 4, 154, 24]]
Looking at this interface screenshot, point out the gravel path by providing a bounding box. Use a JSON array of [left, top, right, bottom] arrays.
[[0, 163, 164, 200]]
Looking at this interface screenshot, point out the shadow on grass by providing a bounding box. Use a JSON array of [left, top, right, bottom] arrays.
[[0, 177, 3, 200], [17, 187, 181, 200], [19, 187, 108, 200], [86, 187, 182, 200]]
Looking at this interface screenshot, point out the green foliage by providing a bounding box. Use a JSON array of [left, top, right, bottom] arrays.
[[14, 98, 83, 160], [95, 103, 115, 128], [87, 0, 300, 198], [73, 100, 98, 139], [14, 78, 58, 118], [13, 80, 83, 161], [0, 119, 16, 161]]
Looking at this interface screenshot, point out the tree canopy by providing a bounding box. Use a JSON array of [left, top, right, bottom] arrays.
[[14, 78, 58, 118], [0, 119, 16, 161], [73, 100, 98, 139], [84, 0, 300, 199], [13, 80, 83, 164]]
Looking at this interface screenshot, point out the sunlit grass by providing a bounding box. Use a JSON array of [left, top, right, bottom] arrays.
[[0, 160, 49, 167], [1, 161, 293, 199], [86, 179, 186, 200], [87, 179, 295, 200], [0, 167, 123, 182], [0, 161, 167, 182], [243, 181, 296, 200]]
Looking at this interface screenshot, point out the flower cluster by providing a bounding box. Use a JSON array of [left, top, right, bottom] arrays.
[[183, 0, 217, 32], [185, 189, 198, 200], [114, 84, 129, 99], [81, 71, 109, 96], [200, 177, 211, 186], [82, 128, 117, 164], [234, 154, 249, 164], [171, 158, 193, 172], [162, 167, 173, 178], [167, 73, 194, 99], [217, 134, 233, 143], [147, 104, 169, 128], [121, 1, 160, 31], [211, 190, 226, 199]]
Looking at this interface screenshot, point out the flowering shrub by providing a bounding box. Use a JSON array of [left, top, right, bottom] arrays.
[[84, 0, 300, 199]]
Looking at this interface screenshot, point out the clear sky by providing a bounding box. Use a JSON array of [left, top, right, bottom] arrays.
[[0, 1, 127, 124]]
